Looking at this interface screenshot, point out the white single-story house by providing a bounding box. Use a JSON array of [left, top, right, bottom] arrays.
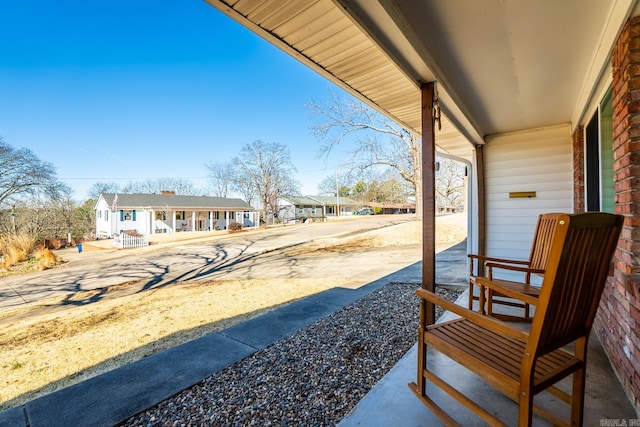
[[275, 195, 360, 222], [95, 192, 258, 238]]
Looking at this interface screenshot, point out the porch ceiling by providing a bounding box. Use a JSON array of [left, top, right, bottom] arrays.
[[204, 0, 640, 162]]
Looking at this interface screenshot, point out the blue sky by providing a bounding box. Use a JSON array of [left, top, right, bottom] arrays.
[[0, 1, 352, 201]]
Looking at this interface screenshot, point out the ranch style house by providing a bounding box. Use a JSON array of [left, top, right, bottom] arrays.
[[95, 192, 257, 238]]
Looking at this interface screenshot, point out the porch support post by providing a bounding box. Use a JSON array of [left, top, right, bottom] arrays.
[[191, 211, 196, 232], [421, 81, 437, 325], [476, 145, 486, 268], [172, 211, 176, 234]]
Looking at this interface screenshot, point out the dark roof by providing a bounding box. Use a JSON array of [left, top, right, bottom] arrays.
[[279, 195, 360, 206], [98, 193, 254, 210], [279, 196, 324, 206], [307, 195, 359, 206]]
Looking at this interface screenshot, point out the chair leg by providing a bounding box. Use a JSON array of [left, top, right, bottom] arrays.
[[571, 366, 586, 426], [485, 288, 492, 316], [518, 390, 534, 427], [416, 330, 426, 395], [468, 282, 474, 310], [571, 338, 588, 425], [416, 299, 428, 395]]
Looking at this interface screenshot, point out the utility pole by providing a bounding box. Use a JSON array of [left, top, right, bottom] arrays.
[[335, 171, 340, 218], [11, 204, 16, 233]]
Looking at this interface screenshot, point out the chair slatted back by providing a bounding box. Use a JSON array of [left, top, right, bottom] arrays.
[[528, 213, 623, 355], [527, 213, 564, 271]]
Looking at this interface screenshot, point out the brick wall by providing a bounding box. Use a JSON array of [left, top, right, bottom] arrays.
[[594, 15, 640, 415]]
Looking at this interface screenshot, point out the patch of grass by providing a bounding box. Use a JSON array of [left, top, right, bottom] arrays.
[[0, 277, 341, 410]]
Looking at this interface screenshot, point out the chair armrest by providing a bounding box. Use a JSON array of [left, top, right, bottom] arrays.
[[468, 254, 529, 277], [416, 288, 529, 341], [485, 262, 544, 276], [467, 254, 529, 265], [474, 277, 540, 305]]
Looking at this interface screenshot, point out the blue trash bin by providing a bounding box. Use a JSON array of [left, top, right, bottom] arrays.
[[77, 243, 83, 253]]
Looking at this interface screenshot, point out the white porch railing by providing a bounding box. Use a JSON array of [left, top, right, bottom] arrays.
[[113, 234, 149, 249]]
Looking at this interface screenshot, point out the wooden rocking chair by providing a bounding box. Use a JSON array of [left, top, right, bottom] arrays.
[[410, 212, 623, 426], [468, 212, 563, 321]]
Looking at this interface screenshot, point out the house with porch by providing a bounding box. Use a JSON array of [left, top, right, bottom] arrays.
[[207, 0, 640, 420], [307, 195, 359, 217], [95, 192, 257, 238], [367, 201, 417, 215], [275, 195, 360, 222]]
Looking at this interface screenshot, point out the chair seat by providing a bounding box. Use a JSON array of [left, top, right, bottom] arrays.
[[485, 278, 541, 295], [476, 278, 541, 306], [424, 318, 575, 400]]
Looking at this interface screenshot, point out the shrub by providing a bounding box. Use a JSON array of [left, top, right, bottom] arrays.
[[42, 238, 67, 249], [228, 222, 243, 231], [33, 247, 59, 270], [0, 234, 36, 269]]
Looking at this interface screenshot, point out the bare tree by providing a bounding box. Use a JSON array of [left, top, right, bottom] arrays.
[[316, 171, 353, 196], [0, 178, 96, 241], [232, 140, 299, 223], [0, 137, 63, 207], [307, 91, 423, 218], [205, 161, 234, 197], [50, 183, 76, 240], [5, 190, 92, 241], [121, 178, 200, 195], [436, 157, 466, 210], [232, 174, 258, 210], [316, 175, 336, 196], [88, 181, 121, 201], [15, 197, 56, 239]]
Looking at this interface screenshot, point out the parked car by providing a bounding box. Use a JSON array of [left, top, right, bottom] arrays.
[[356, 208, 374, 215]]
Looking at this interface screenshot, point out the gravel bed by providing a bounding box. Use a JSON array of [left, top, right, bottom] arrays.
[[122, 282, 463, 427]]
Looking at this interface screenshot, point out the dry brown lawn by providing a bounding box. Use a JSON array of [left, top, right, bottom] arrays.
[[0, 214, 467, 411]]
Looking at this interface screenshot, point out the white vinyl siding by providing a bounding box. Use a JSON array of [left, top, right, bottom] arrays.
[[95, 198, 112, 238], [483, 124, 573, 280]]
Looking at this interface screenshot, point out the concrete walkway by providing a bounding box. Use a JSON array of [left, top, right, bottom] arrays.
[[1, 241, 636, 426]]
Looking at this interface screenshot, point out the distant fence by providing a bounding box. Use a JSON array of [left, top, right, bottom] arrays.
[[113, 234, 149, 249]]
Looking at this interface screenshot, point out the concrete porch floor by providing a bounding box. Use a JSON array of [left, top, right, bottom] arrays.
[[339, 290, 638, 426]]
